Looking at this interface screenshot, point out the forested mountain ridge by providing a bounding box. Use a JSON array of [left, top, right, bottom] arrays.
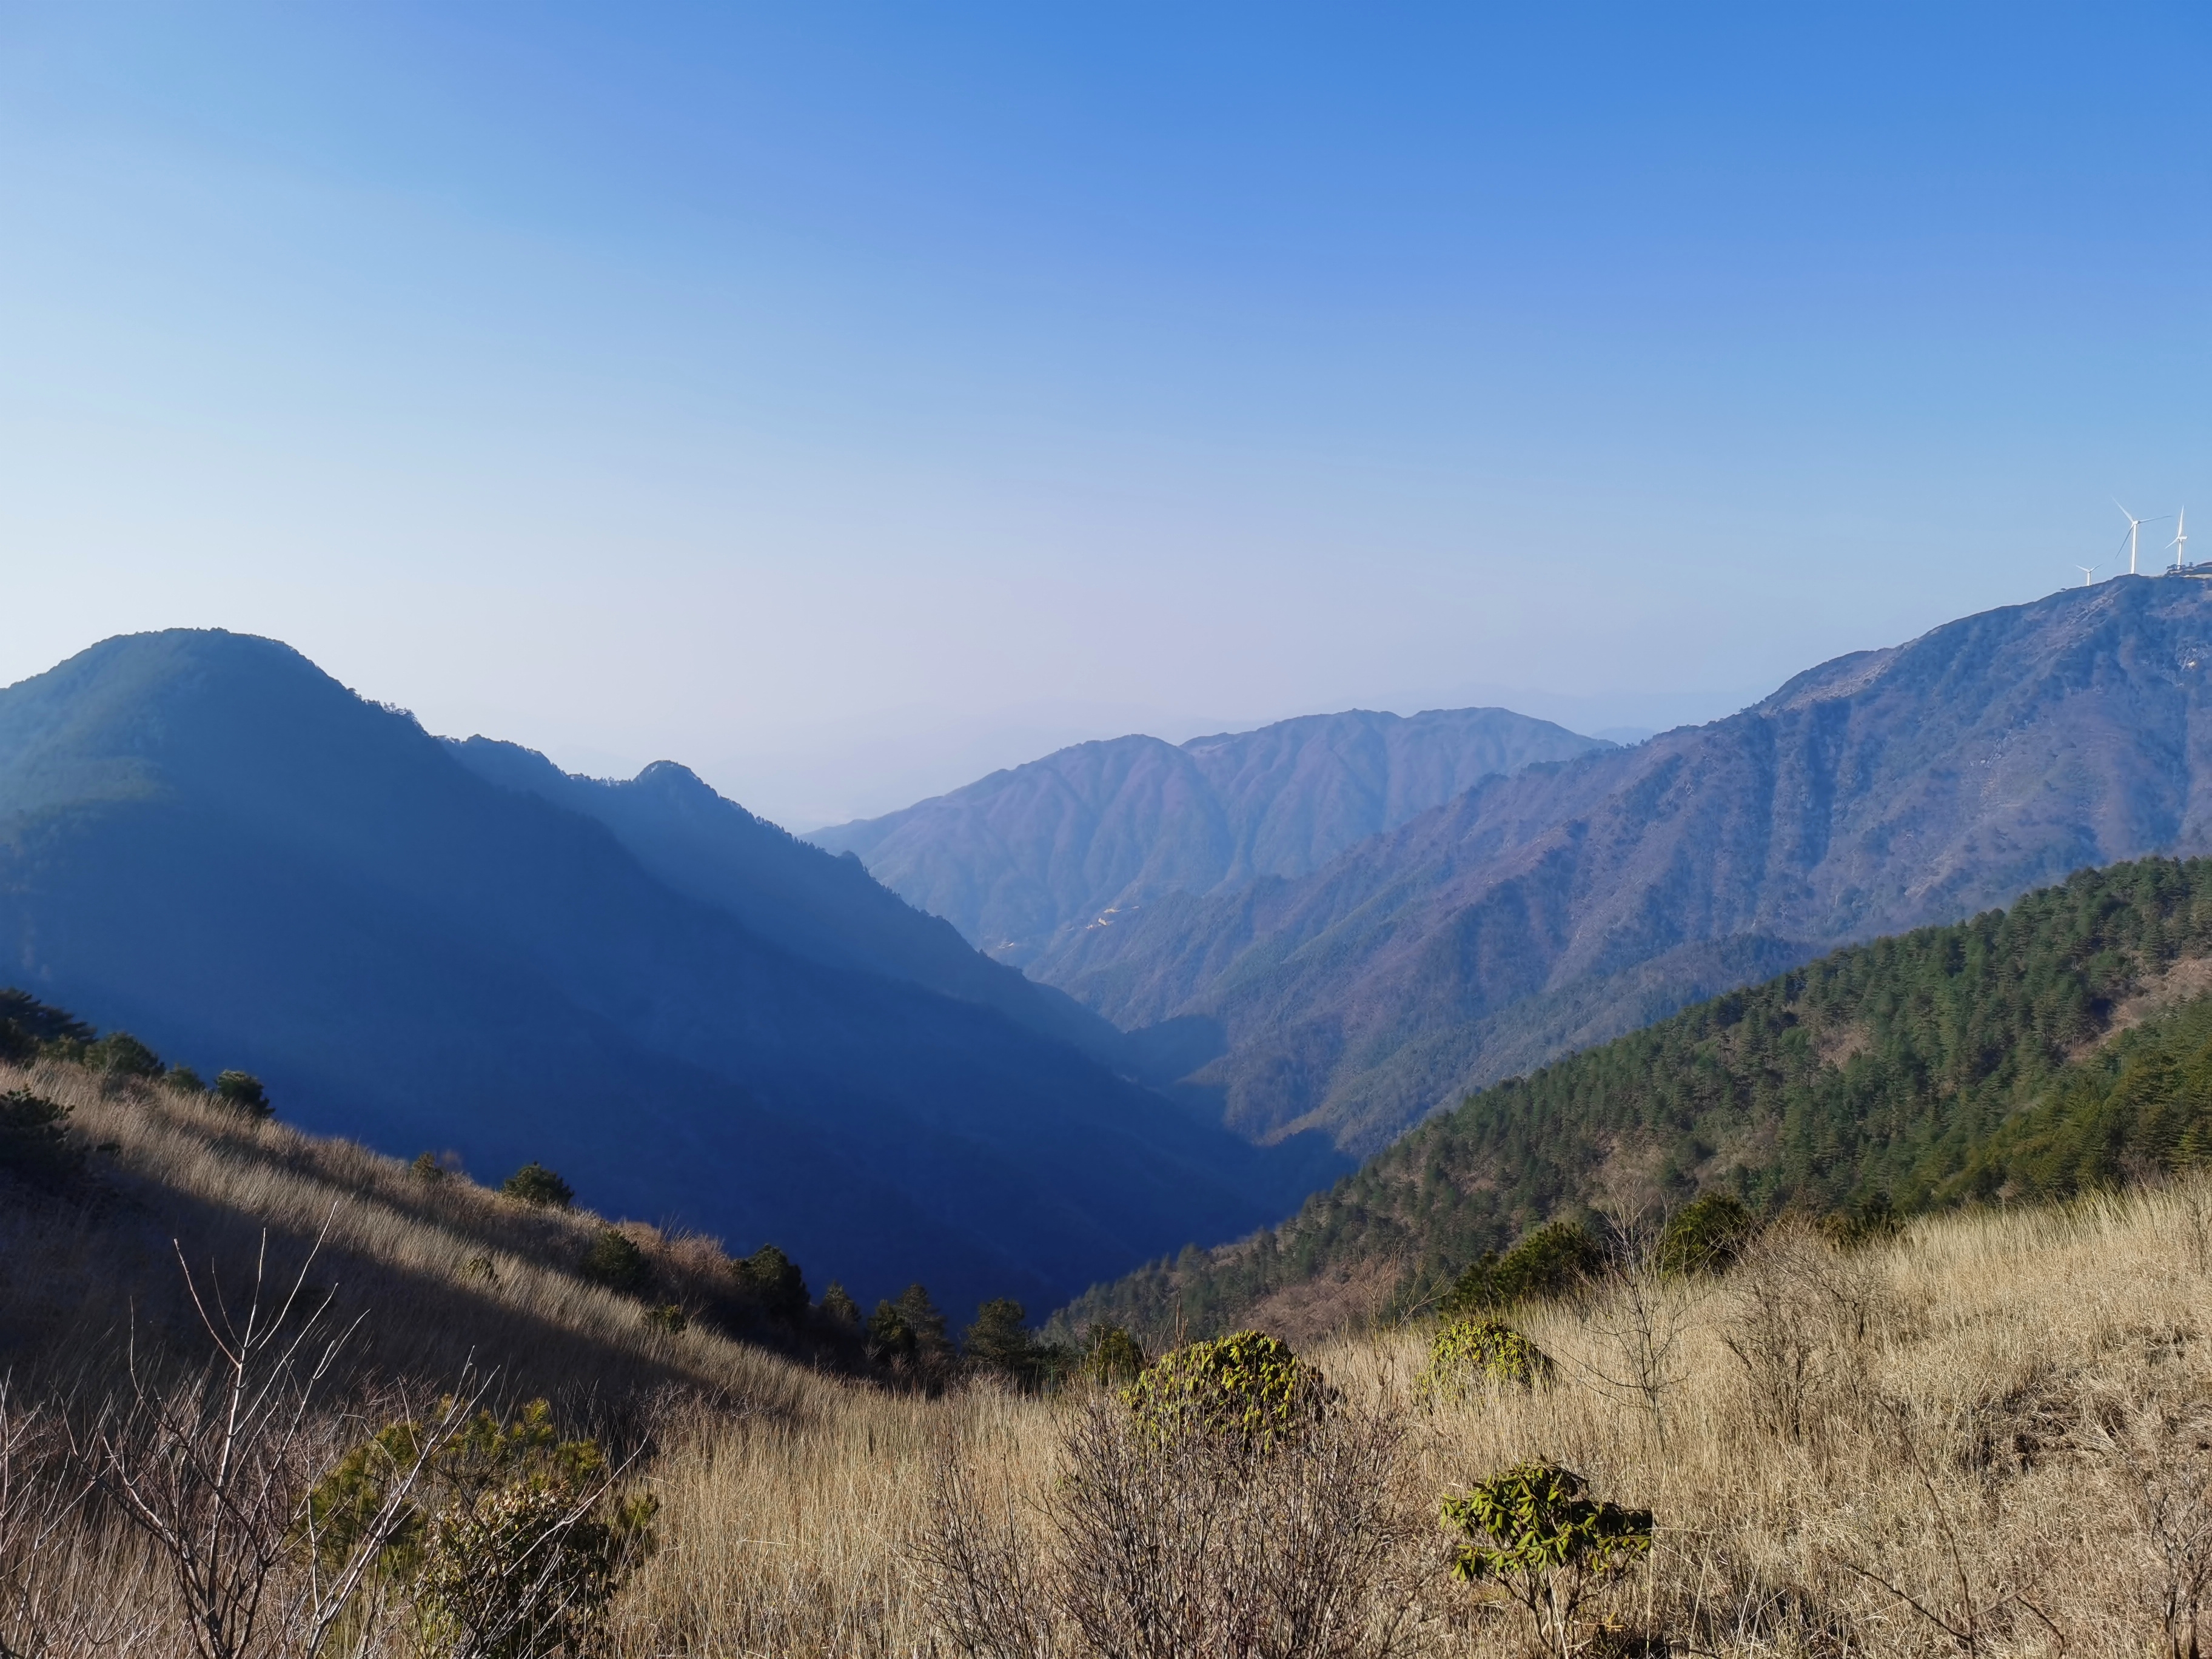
[[0, 629, 1342, 1319], [1030, 578, 2212, 1155], [808, 706, 1609, 967], [1055, 854, 2212, 1346]]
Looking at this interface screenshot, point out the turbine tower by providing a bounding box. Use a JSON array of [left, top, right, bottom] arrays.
[[2118, 500, 2152, 575], [2079, 563, 2099, 587], [2171, 509, 2189, 573]]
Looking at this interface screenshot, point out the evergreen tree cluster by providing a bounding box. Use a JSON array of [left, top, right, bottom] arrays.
[[1059, 856, 2212, 1344]]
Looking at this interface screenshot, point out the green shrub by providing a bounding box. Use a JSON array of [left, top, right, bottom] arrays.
[[1082, 1323, 1148, 1388], [310, 1399, 655, 1659], [1419, 1315, 1553, 1402], [1443, 1220, 1605, 1316], [0, 988, 91, 1062], [643, 1302, 687, 1335], [0, 1089, 82, 1190], [1121, 1330, 1335, 1452], [1442, 1460, 1653, 1658], [501, 1162, 574, 1208], [580, 1228, 649, 1295], [1820, 1191, 1902, 1248], [733, 1244, 809, 1324], [819, 1281, 860, 1326], [1659, 1191, 1757, 1276], [868, 1282, 953, 1370], [91, 1033, 165, 1081], [166, 1064, 205, 1093], [412, 1151, 446, 1182], [962, 1298, 1041, 1385], [213, 1070, 272, 1119], [866, 1298, 916, 1364]]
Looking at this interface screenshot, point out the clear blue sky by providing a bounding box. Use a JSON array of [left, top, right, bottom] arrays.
[[3, 2, 2207, 825]]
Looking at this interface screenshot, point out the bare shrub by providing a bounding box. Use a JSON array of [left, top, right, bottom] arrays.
[[78, 1232, 483, 1659], [919, 1367, 1417, 1659], [1718, 1219, 1885, 1446], [0, 1380, 164, 1658], [2075, 1389, 2212, 1658], [1577, 1207, 1697, 1446], [1054, 1392, 1413, 1659], [914, 1435, 1054, 1659]]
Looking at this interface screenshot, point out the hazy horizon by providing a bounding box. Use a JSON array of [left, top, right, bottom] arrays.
[[5, 4, 2205, 830]]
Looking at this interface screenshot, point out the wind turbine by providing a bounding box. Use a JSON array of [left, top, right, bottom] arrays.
[[2170, 509, 2189, 572], [2078, 563, 2100, 588], [2116, 500, 2168, 575]]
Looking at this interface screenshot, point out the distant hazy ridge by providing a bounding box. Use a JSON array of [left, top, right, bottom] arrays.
[[831, 580, 2212, 1158], [808, 708, 1609, 963]]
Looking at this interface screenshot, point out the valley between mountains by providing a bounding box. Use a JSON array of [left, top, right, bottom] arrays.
[[8, 576, 2212, 1329]]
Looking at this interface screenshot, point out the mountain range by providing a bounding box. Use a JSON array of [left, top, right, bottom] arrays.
[[0, 630, 1346, 1318], [829, 578, 2212, 1159], [807, 707, 1610, 967]]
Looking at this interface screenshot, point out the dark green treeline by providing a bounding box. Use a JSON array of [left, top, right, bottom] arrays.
[[1060, 856, 2212, 1344]]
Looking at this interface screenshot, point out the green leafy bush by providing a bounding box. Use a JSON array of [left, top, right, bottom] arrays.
[[1442, 1460, 1654, 1658], [501, 1162, 574, 1208], [309, 1399, 655, 1659], [643, 1302, 687, 1335], [732, 1244, 809, 1324], [866, 1299, 916, 1364], [580, 1228, 649, 1295], [213, 1070, 272, 1119], [1419, 1315, 1552, 1402], [867, 1283, 953, 1371], [1082, 1323, 1148, 1388], [412, 1151, 446, 1182], [0, 988, 91, 1062], [166, 1064, 205, 1093], [1820, 1190, 1902, 1247], [962, 1298, 1040, 1385], [91, 1033, 165, 1081], [1120, 1330, 1334, 1452], [819, 1281, 860, 1326], [1443, 1220, 1605, 1316], [1658, 1191, 1757, 1276], [0, 1089, 82, 1190]]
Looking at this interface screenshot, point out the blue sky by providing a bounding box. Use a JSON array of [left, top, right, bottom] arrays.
[[2, 2, 2207, 825]]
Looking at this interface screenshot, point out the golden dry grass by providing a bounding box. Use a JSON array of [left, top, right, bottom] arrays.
[[617, 1181, 2212, 1657], [8, 1053, 2212, 1656], [0, 1055, 822, 1415]]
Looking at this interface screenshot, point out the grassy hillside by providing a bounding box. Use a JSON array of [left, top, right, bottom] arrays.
[[8, 1098, 2206, 1656], [0, 1043, 846, 1414], [1057, 854, 2212, 1346]]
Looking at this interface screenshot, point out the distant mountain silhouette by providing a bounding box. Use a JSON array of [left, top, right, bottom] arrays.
[[0, 631, 1344, 1318], [808, 708, 1610, 967], [1021, 579, 2212, 1155], [446, 739, 1142, 1073]]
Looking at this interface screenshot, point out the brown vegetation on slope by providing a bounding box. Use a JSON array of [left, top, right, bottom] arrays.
[[8, 1050, 2212, 1659]]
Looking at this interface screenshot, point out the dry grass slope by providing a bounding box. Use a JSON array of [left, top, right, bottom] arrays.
[[7, 1050, 2212, 1655], [617, 1180, 2212, 1657]]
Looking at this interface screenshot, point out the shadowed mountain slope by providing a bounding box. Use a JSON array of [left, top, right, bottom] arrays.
[[808, 707, 1609, 967], [1028, 578, 2212, 1155], [0, 630, 1344, 1318], [445, 739, 1140, 1073]]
